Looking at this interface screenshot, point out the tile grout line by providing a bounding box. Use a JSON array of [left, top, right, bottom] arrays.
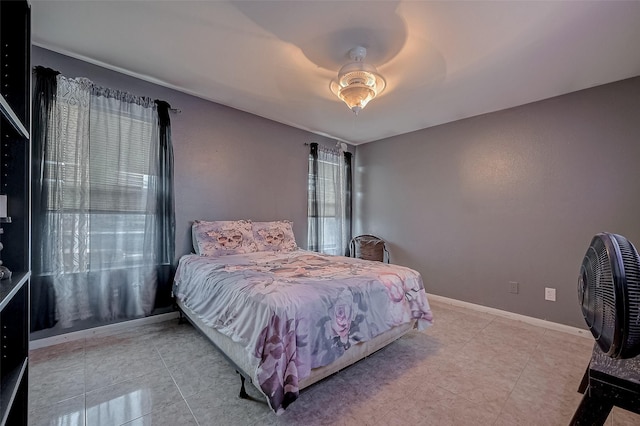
[[83, 329, 181, 425], [82, 337, 88, 426], [491, 328, 546, 424], [154, 338, 202, 426], [435, 310, 517, 425], [489, 316, 522, 426], [453, 308, 544, 425]]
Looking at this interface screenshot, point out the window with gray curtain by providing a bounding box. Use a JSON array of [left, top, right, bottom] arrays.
[[307, 142, 352, 255], [31, 67, 175, 331]]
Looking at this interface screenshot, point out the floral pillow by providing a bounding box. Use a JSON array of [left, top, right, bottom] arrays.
[[252, 220, 298, 252], [192, 220, 257, 256]]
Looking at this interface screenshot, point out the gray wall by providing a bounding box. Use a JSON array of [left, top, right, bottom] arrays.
[[34, 47, 640, 329], [355, 76, 640, 328], [33, 47, 347, 261]]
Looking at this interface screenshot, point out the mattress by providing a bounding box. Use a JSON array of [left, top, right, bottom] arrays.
[[176, 298, 414, 390]]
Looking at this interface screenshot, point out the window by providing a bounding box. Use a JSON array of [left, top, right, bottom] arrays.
[[32, 70, 175, 329], [307, 143, 351, 255], [43, 88, 157, 272]]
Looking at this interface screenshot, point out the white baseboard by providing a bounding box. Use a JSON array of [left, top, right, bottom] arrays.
[[427, 294, 592, 339], [29, 312, 180, 350], [30, 296, 592, 350]]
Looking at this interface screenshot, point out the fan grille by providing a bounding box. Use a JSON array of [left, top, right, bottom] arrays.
[[612, 234, 640, 358], [579, 233, 640, 358]]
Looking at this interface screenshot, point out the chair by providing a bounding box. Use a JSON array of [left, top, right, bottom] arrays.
[[349, 234, 389, 263]]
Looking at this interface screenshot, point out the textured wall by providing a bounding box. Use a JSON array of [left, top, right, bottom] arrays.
[[355, 77, 640, 328], [33, 47, 346, 262], [33, 47, 640, 328]]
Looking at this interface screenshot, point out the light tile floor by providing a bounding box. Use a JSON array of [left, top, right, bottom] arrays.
[[28, 300, 640, 425]]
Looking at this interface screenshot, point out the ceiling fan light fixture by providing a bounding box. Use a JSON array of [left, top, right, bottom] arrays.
[[331, 46, 386, 115]]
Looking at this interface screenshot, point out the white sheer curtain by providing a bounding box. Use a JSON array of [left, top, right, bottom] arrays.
[[44, 76, 93, 327], [307, 143, 348, 255], [43, 76, 159, 328]]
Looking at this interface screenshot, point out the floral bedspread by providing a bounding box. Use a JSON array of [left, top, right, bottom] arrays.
[[173, 250, 433, 414]]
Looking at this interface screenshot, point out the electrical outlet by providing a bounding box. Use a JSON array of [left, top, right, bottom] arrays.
[[545, 287, 556, 301], [509, 281, 519, 294]]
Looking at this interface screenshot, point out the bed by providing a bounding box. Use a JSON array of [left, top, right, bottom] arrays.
[[172, 220, 433, 414]]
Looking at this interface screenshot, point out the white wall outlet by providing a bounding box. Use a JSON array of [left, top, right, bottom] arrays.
[[509, 281, 519, 294], [545, 287, 556, 302]]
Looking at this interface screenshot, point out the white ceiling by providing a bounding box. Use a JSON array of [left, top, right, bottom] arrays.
[[31, 1, 640, 145]]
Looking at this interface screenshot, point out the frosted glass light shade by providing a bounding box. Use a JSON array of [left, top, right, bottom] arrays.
[[330, 47, 386, 115]]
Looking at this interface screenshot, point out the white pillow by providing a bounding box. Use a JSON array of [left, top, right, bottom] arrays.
[[192, 220, 257, 256], [252, 220, 298, 252]]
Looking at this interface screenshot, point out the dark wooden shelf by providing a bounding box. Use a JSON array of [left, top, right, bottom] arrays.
[[0, 1, 31, 423], [0, 272, 29, 312], [0, 358, 27, 426], [0, 96, 28, 140]]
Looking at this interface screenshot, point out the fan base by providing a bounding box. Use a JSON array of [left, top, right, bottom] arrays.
[[570, 344, 640, 425]]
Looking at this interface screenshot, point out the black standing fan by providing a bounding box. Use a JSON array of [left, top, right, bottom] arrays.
[[578, 232, 640, 359]]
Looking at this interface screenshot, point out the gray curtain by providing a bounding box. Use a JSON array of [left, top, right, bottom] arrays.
[[308, 143, 320, 252], [343, 151, 353, 256], [153, 100, 176, 308], [31, 66, 59, 331], [32, 68, 175, 330]]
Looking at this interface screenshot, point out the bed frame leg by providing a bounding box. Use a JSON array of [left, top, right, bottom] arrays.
[[238, 371, 249, 399], [177, 309, 186, 325]]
